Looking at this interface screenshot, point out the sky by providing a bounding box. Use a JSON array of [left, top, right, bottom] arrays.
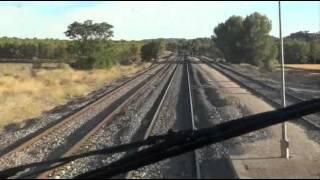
[[0, 1, 319, 40]]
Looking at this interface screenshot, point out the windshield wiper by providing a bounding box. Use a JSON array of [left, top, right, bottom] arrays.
[[0, 98, 319, 179]]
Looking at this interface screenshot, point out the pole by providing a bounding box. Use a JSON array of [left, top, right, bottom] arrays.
[[279, 1, 290, 159]]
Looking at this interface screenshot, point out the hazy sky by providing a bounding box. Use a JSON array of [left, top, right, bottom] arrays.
[[0, 1, 319, 40]]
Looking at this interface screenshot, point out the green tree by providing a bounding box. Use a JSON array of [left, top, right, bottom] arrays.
[[182, 38, 222, 58], [166, 41, 178, 52], [65, 20, 114, 69], [141, 42, 154, 62], [128, 43, 141, 63], [284, 40, 310, 64], [141, 40, 164, 62], [158, 40, 166, 56], [286, 31, 319, 41], [213, 16, 244, 63], [65, 20, 113, 55], [213, 12, 277, 70], [65, 20, 113, 41], [310, 41, 320, 64], [242, 12, 275, 67]]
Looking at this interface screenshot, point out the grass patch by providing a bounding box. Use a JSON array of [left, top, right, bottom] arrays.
[[0, 63, 150, 128]]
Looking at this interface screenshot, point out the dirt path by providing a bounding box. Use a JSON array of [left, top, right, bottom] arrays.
[[195, 59, 320, 178]]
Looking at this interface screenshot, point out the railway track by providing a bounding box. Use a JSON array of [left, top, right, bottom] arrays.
[[125, 59, 180, 179], [125, 57, 201, 179], [186, 58, 201, 179], [36, 60, 178, 179], [198, 56, 320, 129], [0, 59, 171, 178], [0, 63, 158, 155], [188, 57, 240, 179]]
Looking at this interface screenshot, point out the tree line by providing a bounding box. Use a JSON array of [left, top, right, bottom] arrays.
[[212, 12, 278, 70], [1, 17, 318, 70], [0, 20, 165, 69], [283, 31, 320, 64], [0, 37, 69, 60], [63, 20, 165, 69], [212, 12, 320, 69], [168, 12, 319, 70]]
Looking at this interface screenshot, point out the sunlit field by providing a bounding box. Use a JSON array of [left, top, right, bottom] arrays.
[[0, 63, 150, 128]]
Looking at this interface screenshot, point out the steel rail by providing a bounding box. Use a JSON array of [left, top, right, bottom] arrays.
[[36, 63, 174, 179], [186, 57, 201, 179], [125, 58, 180, 179]]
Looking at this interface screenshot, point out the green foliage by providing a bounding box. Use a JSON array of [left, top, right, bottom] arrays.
[[284, 40, 310, 64], [166, 41, 179, 52], [0, 37, 70, 60], [0, 20, 161, 70], [213, 12, 278, 70], [213, 16, 244, 63], [65, 20, 114, 69], [127, 43, 142, 63], [281, 31, 320, 64], [90, 42, 143, 69], [262, 38, 278, 70], [65, 20, 117, 69], [141, 43, 154, 62], [310, 41, 320, 64], [65, 20, 113, 41], [189, 38, 222, 58], [287, 31, 320, 42], [242, 13, 273, 66], [0, 37, 144, 70], [70, 56, 96, 69], [141, 40, 165, 62]]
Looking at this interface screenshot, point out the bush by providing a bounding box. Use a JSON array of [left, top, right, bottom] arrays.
[[81, 42, 143, 69], [70, 56, 96, 69], [128, 44, 141, 63], [284, 40, 310, 64], [213, 12, 277, 67], [260, 58, 278, 72], [141, 40, 165, 62]]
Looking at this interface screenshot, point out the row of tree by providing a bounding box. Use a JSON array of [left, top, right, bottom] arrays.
[[211, 12, 320, 68], [1, 18, 318, 69], [164, 38, 222, 58], [212, 12, 278, 70], [283, 32, 320, 64], [0, 37, 69, 60], [65, 20, 141, 69], [0, 20, 166, 69], [65, 20, 167, 69], [70, 41, 144, 69]]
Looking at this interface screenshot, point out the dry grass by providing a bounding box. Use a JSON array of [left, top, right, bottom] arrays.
[[285, 64, 320, 71], [235, 63, 320, 72], [232, 63, 320, 89], [0, 63, 150, 128]]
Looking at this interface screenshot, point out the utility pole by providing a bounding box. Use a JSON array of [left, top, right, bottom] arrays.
[[279, 1, 290, 159]]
